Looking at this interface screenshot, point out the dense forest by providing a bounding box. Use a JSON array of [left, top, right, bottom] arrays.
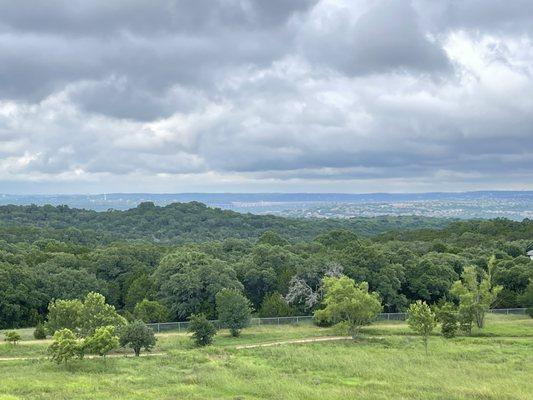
[[0, 203, 532, 328], [0, 202, 450, 244]]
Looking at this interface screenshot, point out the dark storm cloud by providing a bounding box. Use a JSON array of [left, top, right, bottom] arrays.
[[1, 0, 533, 192]]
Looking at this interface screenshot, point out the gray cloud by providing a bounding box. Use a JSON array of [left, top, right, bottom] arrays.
[[0, 0, 532, 193]]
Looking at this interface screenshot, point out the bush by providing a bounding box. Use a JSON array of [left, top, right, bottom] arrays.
[[134, 299, 169, 323], [258, 293, 293, 318], [33, 323, 47, 340], [313, 276, 382, 338], [48, 329, 84, 364], [84, 326, 119, 357], [4, 331, 21, 346], [436, 303, 458, 339], [216, 289, 252, 337], [119, 320, 156, 356], [188, 314, 217, 346]]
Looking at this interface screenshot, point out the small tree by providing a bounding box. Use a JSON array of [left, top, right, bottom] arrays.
[[436, 302, 458, 339], [258, 293, 293, 317], [450, 261, 502, 329], [79, 292, 127, 337], [4, 331, 21, 346], [216, 289, 252, 337], [313, 276, 382, 339], [34, 323, 47, 340], [119, 320, 156, 356], [407, 301, 437, 355], [188, 313, 217, 346], [48, 328, 84, 364], [134, 299, 170, 323], [84, 326, 119, 358], [46, 299, 83, 335]]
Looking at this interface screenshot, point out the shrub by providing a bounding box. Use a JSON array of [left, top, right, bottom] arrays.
[[84, 326, 119, 357], [119, 320, 156, 356], [33, 323, 47, 340], [188, 313, 217, 346], [4, 331, 21, 346], [436, 302, 458, 339], [45, 299, 82, 335], [313, 276, 382, 338], [258, 293, 293, 318], [48, 329, 84, 364], [216, 289, 252, 337]]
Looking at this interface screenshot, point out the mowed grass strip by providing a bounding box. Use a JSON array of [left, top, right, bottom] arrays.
[[0, 315, 531, 400]]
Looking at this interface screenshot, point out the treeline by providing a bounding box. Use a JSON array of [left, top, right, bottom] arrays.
[[0, 202, 450, 244], [1, 208, 532, 328]]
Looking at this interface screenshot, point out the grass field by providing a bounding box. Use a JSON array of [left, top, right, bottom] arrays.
[[0, 314, 531, 400]]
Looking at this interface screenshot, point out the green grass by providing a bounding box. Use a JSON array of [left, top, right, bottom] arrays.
[[0, 315, 531, 399]]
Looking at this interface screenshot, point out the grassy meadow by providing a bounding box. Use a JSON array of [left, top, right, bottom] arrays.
[[0, 314, 531, 400]]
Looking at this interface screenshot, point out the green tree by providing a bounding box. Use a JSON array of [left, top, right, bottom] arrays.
[[450, 260, 502, 329], [33, 323, 47, 340], [4, 331, 21, 346], [83, 326, 119, 358], [79, 292, 127, 336], [188, 313, 217, 346], [45, 299, 83, 335], [48, 328, 84, 364], [258, 293, 293, 317], [314, 276, 382, 339], [154, 251, 243, 319], [133, 299, 169, 323], [215, 289, 252, 337], [436, 302, 458, 339], [407, 301, 437, 355], [519, 280, 533, 318], [119, 320, 156, 356]]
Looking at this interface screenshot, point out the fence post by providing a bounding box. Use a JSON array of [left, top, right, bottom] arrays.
[[296, 316, 299, 324], [277, 317, 280, 325], [157, 323, 160, 333]]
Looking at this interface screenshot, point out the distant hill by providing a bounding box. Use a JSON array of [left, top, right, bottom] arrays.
[[1, 191, 532, 220], [0, 202, 452, 244]]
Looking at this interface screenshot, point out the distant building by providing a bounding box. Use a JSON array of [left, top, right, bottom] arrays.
[[528, 250, 533, 260]]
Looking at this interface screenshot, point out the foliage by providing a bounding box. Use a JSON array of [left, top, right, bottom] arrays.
[[83, 326, 119, 357], [46, 299, 83, 335], [78, 292, 127, 336], [188, 313, 217, 346], [450, 260, 503, 329], [314, 276, 382, 338], [436, 302, 458, 339], [407, 301, 437, 354], [133, 299, 169, 323], [155, 250, 243, 320], [119, 320, 156, 356], [519, 280, 533, 318], [33, 323, 47, 340], [215, 289, 252, 337], [3, 330, 21, 345], [258, 293, 294, 317], [47, 328, 84, 364]]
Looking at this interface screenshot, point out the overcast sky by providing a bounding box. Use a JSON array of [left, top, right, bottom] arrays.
[[1, 0, 533, 194]]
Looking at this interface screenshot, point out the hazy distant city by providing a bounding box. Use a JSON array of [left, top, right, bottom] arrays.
[[1, 191, 532, 221]]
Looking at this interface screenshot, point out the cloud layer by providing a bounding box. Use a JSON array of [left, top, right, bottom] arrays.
[[1, 0, 532, 193]]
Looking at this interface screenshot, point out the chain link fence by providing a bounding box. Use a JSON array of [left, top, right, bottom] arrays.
[[146, 308, 526, 333]]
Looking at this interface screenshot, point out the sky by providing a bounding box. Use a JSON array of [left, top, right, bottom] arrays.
[[1, 0, 533, 194]]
